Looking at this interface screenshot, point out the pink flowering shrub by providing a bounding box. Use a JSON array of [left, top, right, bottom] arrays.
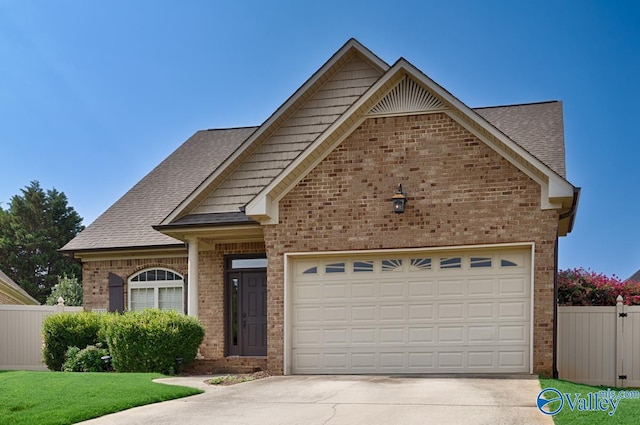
[[558, 268, 640, 306]]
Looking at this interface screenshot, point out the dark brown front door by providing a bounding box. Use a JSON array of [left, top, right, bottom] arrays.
[[240, 271, 267, 356], [226, 257, 267, 357]]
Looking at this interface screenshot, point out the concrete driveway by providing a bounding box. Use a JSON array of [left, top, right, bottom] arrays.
[[79, 375, 553, 425]]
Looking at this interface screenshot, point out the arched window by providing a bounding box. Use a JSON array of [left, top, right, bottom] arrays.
[[128, 268, 184, 312]]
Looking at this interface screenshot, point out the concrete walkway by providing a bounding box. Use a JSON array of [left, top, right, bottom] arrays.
[[78, 375, 553, 425]]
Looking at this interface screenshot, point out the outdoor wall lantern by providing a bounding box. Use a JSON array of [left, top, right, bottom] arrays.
[[392, 184, 407, 214]]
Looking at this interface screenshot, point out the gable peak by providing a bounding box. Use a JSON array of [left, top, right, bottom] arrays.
[[368, 75, 447, 116]]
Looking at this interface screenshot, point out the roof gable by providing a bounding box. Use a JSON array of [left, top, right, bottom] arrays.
[[61, 127, 255, 253], [0, 268, 39, 305], [161, 38, 389, 224], [245, 58, 576, 227]]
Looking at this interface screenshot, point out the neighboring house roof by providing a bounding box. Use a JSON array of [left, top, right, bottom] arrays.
[[62, 39, 576, 255], [626, 269, 640, 283], [0, 268, 39, 305]]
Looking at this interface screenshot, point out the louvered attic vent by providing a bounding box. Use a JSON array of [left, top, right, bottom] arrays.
[[368, 76, 446, 116]]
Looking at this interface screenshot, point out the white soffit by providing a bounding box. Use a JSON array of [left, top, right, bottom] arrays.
[[246, 58, 574, 223]]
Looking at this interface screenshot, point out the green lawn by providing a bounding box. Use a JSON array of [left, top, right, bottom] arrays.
[[539, 378, 640, 424], [0, 370, 202, 425]]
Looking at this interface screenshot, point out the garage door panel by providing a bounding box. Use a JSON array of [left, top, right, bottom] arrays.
[[437, 303, 465, 320], [408, 280, 435, 297], [499, 277, 527, 295], [408, 304, 434, 320], [379, 305, 404, 321], [290, 248, 531, 374], [468, 326, 494, 342], [324, 283, 349, 300], [468, 351, 494, 367], [438, 279, 465, 296], [380, 281, 405, 298], [468, 302, 494, 319], [498, 325, 527, 343], [352, 305, 376, 321], [408, 327, 435, 343], [294, 306, 321, 323], [352, 328, 376, 344], [468, 278, 495, 296], [296, 284, 321, 300], [498, 301, 527, 319], [380, 327, 404, 343]]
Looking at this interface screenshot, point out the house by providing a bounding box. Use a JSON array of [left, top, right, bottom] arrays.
[[0, 268, 39, 305], [61, 39, 579, 376], [626, 269, 640, 283]]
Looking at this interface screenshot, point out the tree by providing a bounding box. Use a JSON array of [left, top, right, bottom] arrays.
[[0, 181, 84, 303], [46, 275, 83, 306], [558, 268, 640, 306]]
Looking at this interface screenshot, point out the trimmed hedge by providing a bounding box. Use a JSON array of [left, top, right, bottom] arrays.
[[43, 309, 205, 373], [104, 309, 204, 374], [63, 344, 109, 372], [42, 312, 107, 371]]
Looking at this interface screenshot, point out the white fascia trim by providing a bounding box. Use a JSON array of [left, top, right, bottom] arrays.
[[247, 58, 573, 222], [162, 40, 388, 225], [529, 245, 536, 375], [246, 67, 404, 221], [399, 59, 575, 206]]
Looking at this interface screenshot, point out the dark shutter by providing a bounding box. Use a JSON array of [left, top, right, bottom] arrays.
[[183, 274, 188, 315], [108, 272, 124, 313]]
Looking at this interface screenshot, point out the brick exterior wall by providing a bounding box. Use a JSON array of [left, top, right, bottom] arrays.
[[82, 256, 189, 311], [81, 113, 560, 377], [81, 241, 265, 374], [265, 113, 559, 376]]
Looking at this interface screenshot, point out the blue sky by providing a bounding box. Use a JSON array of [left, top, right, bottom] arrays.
[[1, 1, 638, 278]]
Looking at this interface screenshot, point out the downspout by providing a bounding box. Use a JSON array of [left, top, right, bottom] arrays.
[[553, 187, 580, 379], [553, 237, 559, 379]]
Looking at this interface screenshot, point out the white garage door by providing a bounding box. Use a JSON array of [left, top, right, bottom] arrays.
[[290, 247, 531, 374]]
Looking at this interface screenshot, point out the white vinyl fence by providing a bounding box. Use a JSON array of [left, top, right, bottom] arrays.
[[558, 296, 640, 388], [0, 302, 83, 370]]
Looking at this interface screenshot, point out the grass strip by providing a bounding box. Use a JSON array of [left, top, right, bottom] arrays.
[[540, 378, 640, 424], [0, 370, 202, 425]]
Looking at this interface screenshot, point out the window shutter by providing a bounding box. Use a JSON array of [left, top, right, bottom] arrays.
[[183, 273, 188, 314], [108, 272, 124, 313]]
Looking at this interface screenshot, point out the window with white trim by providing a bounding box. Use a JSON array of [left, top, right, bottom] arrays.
[[128, 268, 184, 312]]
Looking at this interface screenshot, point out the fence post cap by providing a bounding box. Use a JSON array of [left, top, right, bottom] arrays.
[[616, 295, 624, 305]]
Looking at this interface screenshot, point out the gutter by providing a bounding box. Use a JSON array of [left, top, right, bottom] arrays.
[[559, 187, 581, 234]]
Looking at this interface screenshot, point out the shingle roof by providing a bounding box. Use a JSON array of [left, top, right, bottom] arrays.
[[626, 269, 640, 283], [475, 101, 566, 178], [0, 268, 39, 304], [63, 101, 566, 253], [61, 127, 257, 252]]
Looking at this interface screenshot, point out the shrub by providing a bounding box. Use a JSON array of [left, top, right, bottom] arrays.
[[104, 309, 204, 374], [42, 312, 108, 371], [63, 344, 109, 372], [558, 268, 640, 306]]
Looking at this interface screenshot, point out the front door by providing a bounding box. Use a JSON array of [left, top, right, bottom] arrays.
[[226, 257, 267, 356]]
